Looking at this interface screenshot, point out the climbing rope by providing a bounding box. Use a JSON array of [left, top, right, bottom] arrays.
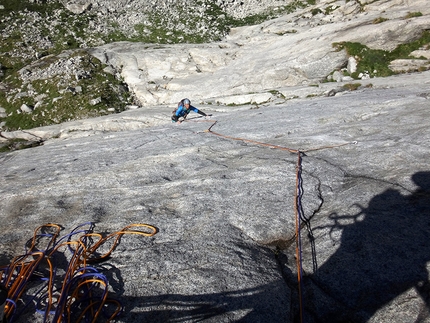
[[201, 120, 356, 323], [204, 121, 300, 153], [0, 222, 157, 323], [202, 121, 354, 153], [294, 152, 305, 323]]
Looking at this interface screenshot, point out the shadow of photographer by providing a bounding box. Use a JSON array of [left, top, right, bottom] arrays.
[[306, 171, 430, 322]]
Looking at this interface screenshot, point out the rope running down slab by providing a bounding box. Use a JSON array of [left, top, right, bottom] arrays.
[[201, 120, 356, 323]]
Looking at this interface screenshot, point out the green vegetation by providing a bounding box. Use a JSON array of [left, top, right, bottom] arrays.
[[312, 8, 323, 16], [373, 17, 389, 24], [226, 1, 311, 29], [275, 30, 298, 36], [106, 1, 316, 44], [0, 137, 43, 152], [0, 52, 131, 131], [343, 83, 361, 91], [0, 0, 318, 60], [268, 90, 286, 99], [0, 0, 99, 71], [0, 0, 317, 63], [0, 0, 132, 131], [226, 102, 252, 106], [324, 5, 340, 15], [332, 30, 430, 79], [130, 4, 228, 44], [405, 12, 423, 19]]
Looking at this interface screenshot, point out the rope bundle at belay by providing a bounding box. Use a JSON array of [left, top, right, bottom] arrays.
[[0, 222, 157, 323]]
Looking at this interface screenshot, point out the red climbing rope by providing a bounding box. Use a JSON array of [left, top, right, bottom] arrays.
[[203, 120, 355, 323]]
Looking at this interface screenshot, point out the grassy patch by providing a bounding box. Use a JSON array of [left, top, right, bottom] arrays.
[[227, 1, 310, 29], [332, 30, 430, 78], [332, 41, 393, 77], [275, 30, 298, 35], [0, 51, 131, 131], [373, 17, 389, 24], [225, 102, 252, 106], [404, 12, 423, 19], [324, 5, 340, 15], [343, 83, 361, 91], [312, 8, 323, 16], [268, 90, 286, 99], [0, 137, 44, 152], [306, 93, 319, 98]]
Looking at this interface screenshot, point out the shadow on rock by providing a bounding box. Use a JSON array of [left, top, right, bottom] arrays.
[[121, 280, 289, 322], [305, 171, 430, 322]]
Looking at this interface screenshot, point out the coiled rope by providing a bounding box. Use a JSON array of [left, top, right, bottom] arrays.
[[0, 222, 157, 323], [201, 120, 356, 323]]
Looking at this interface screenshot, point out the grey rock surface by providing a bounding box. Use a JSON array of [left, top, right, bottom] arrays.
[[1, 70, 429, 322]]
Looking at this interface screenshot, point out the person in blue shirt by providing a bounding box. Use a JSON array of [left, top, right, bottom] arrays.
[[171, 98, 207, 123]]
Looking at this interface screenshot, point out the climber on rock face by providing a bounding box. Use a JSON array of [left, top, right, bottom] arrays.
[[171, 98, 207, 123]]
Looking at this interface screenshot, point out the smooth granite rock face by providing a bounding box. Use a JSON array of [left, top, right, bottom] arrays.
[[1, 70, 429, 322]]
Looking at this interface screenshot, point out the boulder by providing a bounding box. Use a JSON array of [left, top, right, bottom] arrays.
[[347, 56, 358, 74], [20, 104, 33, 113], [0, 107, 6, 118], [64, 1, 92, 14]]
